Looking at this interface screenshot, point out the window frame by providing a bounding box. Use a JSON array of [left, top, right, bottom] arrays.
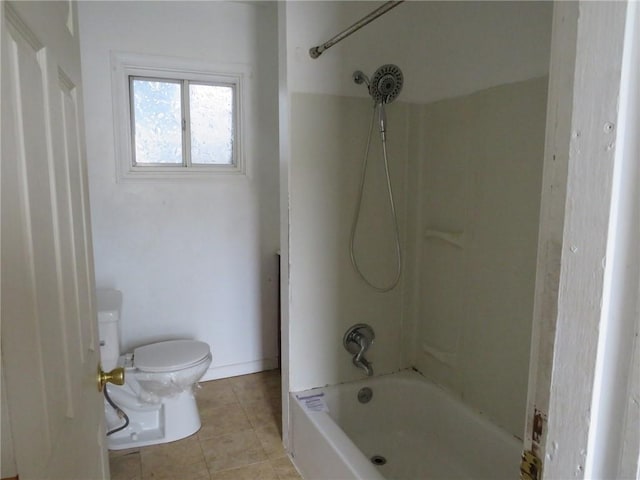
[[111, 52, 247, 181]]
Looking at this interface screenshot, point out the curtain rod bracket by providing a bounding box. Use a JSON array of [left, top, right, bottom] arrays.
[[309, 46, 323, 59]]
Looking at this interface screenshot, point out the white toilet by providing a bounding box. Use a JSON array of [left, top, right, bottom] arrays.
[[97, 289, 212, 450]]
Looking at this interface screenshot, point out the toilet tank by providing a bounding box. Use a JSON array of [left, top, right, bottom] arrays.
[[96, 288, 122, 371]]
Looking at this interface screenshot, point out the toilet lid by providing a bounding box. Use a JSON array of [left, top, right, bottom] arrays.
[[133, 340, 211, 372]]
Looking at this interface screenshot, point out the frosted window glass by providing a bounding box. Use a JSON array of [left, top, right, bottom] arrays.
[[132, 79, 182, 164], [189, 84, 234, 165]]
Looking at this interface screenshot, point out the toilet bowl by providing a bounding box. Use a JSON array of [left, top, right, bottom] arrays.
[[97, 289, 212, 450]]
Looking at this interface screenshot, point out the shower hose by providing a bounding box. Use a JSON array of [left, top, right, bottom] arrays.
[[349, 102, 402, 293]]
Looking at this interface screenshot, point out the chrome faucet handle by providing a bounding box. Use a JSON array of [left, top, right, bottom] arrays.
[[343, 323, 375, 354], [344, 324, 375, 376]]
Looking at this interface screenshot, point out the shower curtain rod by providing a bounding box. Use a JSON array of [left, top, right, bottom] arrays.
[[309, 1, 405, 59]]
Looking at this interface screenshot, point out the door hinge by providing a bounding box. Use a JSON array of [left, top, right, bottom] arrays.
[[520, 450, 542, 480]]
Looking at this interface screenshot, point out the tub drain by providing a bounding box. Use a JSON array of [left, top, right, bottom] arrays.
[[371, 455, 387, 466], [358, 387, 373, 404]]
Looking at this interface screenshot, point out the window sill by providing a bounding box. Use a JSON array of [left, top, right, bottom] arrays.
[[118, 164, 246, 183]]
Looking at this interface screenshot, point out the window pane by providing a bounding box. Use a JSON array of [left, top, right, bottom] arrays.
[[131, 78, 182, 164], [189, 84, 234, 165]]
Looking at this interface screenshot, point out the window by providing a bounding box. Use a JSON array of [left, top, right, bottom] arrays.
[[112, 53, 247, 180], [130, 78, 235, 166]]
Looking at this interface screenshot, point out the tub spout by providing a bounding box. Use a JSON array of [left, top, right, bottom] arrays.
[[343, 324, 375, 376]]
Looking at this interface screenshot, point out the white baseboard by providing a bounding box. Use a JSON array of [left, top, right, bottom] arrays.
[[200, 357, 279, 382]]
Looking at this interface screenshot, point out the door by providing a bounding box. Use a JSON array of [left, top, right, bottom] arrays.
[[1, 1, 107, 479]]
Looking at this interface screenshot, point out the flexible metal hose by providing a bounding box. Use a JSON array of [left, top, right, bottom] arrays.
[[349, 102, 402, 292]]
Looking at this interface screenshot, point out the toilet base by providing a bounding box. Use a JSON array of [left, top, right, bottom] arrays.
[[106, 388, 201, 450]]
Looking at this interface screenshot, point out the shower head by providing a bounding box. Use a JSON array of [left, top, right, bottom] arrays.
[[369, 64, 403, 104]]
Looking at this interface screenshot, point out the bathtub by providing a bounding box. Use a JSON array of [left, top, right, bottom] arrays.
[[290, 370, 522, 479]]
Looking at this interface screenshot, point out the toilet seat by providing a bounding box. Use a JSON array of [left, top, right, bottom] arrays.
[[134, 340, 211, 373]]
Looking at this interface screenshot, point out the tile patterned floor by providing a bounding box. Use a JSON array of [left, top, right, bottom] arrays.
[[109, 370, 302, 480]]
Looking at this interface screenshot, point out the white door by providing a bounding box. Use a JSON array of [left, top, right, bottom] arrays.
[[1, 1, 107, 479]]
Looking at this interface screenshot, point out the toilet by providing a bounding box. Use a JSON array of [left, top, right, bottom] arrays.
[[97, 289, 212, 450]]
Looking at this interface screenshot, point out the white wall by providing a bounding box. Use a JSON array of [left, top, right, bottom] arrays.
[[285, 1, 552, 433], [78, 1, 280, 379]]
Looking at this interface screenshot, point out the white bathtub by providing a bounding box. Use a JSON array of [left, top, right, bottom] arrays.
[[290, 370, 522, 479]]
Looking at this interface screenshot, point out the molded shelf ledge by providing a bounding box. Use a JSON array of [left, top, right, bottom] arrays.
[[423, 228, 465, 249], [421, 343, 457, 367]]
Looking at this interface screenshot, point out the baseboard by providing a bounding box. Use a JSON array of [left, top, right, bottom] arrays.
[[1, 475, 19, 480], [200, 357, 279, 382]]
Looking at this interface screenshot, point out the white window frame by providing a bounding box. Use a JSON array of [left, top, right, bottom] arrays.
[[111, 52, 248, 181]]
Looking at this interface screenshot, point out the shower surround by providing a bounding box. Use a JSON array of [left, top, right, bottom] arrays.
[[289, 75, 548, 438], [283, 1, 552, 476]]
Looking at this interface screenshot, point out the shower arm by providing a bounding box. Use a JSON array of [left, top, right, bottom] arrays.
[[309, 1, 405, 59]]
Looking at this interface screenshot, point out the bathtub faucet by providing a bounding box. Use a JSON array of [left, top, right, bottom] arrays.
[[343, 324, 375, 376]]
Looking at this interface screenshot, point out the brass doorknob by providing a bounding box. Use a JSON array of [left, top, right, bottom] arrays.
[[97, 364, 125, 392]]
